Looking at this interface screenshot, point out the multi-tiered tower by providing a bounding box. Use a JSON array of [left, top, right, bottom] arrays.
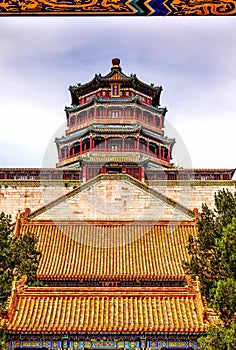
[[55, 58, 175, 182]]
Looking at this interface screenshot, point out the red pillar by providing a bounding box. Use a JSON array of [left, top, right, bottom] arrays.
[[141, 167, 145, 183], [160, 116, 163, 130], [136, 135, 140, 151], [59, 148, 62, 162], [82, 167, 86, 183], [90, 135, 93, 151], [80, 140, 82, 155], [167, 149, 171, 162], [154, 146, 157, 157], [157, 145, 160, 158], [67, 147, 70, 159]]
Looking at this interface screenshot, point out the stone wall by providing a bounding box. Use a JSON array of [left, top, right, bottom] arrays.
[[0, 184, 74, 219], [150, 182, 236, 211], [0, 180, 235, 220]]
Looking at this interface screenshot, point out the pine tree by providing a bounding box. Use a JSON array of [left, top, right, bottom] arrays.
[[186, 189, 236, 349], [0, 212, 42, 348]]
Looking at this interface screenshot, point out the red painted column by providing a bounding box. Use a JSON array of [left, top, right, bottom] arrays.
[[90, 135, 93, 151], [59, 148, 62, 162], [160, 116, 163, 130], [141, 167, 145, 183], [167, 149, 171, 162], [136, 135, 140, 151], [80, 140, 82, 155], [82, 166, 86, 183], [157, 145, 160, 159], [154, 145, 157, 157], [67, 146, 70, 159]]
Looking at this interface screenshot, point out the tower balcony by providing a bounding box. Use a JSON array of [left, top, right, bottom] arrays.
[[66, 109, 164, 137], [56, 146, 171, 168]]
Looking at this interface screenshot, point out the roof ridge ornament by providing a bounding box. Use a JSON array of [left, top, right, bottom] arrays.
[[111, 58, 121, 71]]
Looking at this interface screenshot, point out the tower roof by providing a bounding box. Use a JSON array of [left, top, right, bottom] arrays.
[[69, 58, 162, 107]]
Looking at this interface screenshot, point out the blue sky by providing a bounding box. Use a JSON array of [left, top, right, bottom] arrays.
[[0, 17, 236, 172]]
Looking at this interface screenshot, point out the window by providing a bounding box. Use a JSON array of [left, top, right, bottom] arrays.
[[155, 115, 160, 127], [125, 107, 133, 118], [111, 83, 120, 97], [19, 175, 28, 180], [111, 111, 119, 118], [213, 173, 221, 180]]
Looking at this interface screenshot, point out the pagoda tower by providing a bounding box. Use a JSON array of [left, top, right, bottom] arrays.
[[55, 58, 175, 182]]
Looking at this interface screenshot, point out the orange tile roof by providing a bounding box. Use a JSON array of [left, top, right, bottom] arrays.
[[7, 286, 205, 334], [20, 223, 196, 281]]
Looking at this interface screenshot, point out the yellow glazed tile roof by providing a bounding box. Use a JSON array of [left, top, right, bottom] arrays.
[[7, 286, 205, 334], [20, 222, 196, 281]]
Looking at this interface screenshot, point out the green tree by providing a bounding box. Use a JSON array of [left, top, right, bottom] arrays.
[[186, 189, 236, 349], [0, 212, 14, 314], [0, 212, 42, 348]]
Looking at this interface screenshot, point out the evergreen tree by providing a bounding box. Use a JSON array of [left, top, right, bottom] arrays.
[[186, 189, 236, 349], [0, 212, 14, 314], [0, 212, 42, 348]]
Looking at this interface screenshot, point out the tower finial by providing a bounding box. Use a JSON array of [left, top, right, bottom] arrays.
[[111, 58, 121, 71]]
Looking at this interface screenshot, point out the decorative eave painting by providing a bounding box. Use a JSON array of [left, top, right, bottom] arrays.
[[1, 0, 236, 15]]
